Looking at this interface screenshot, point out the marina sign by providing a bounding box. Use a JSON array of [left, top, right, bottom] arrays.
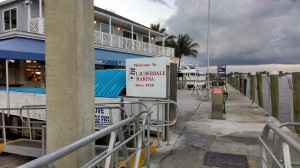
[[126, 57, 170, 98]]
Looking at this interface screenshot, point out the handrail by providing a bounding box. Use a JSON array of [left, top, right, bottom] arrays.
[[0, 125, 46, 155], [18, 116, 149, 168], [259, 121, 300, 168], [19, 105, 46, 124], [149, 99, 180, 146]]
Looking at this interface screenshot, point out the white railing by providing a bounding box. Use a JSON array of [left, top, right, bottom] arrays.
[[28, 17, 44, 34], [27, 18, 175, 57]]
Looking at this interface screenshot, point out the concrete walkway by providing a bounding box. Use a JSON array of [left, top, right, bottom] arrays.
[[150, 85, 268, 168]]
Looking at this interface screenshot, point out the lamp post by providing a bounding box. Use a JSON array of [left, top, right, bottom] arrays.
[[6, 59, 14, 109], [206, 0, 211, 98]]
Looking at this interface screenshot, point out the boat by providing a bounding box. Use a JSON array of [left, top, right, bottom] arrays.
[[177, 64, 207, 89]]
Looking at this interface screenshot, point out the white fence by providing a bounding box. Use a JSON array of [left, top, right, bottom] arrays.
[[28, 18, 174, 57]]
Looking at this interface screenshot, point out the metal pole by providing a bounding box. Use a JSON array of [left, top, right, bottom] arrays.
[[206, 0, 211, 98], [5, 60, 10, 110]]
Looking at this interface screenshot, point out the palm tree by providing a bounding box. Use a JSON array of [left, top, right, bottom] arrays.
[[165, 34, 199, 72], [150, 23, 166, 34]]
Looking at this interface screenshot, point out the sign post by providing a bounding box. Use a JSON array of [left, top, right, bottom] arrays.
[[217, 64, 226, 82], [126, 57, 170, 141]]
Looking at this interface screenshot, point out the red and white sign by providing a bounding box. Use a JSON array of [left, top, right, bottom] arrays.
[[212, 87, 223, 94], [126, 57, 170, 98]]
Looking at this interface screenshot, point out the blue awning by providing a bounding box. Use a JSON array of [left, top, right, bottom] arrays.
[[0, 37, 150, 66], [0, 37, 45, 61], [0, 69, 126, 98], [94, 69, 126, 98]]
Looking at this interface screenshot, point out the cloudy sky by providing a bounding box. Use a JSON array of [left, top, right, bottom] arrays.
[[96, 0, 300, 72]]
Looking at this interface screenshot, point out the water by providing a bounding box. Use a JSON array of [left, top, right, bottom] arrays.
[[245, 77, 293, 123]]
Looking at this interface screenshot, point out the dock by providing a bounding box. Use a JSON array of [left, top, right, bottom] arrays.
[[1, 84, 299, 167], [150, 85, 269, 168]]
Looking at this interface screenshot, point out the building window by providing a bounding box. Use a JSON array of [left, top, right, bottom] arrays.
[[142, 36, 149, 43], [100, 23, 114, 34], [3, 8, 17, 31], [25, 60, 41, 82], [123, 30, 137, 40]]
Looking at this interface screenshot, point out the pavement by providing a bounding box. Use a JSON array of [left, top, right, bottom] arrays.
[[149, 85, 269, 168]]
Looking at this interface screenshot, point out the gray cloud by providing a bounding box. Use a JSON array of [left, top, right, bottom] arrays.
[[148, 0, 170, 7], [165, 0, 300, 66]]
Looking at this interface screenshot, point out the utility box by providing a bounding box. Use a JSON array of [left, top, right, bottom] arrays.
[[211, 85, 224, 119]]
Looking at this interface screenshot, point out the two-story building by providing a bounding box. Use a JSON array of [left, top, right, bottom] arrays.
[[0, 0, 174, 87]]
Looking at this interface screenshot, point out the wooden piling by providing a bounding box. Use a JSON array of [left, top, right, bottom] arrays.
[[236, 76, 240, 91], [293, 72, 300, 133], [270, 71, 279, 119], [256, 73, 264, 108], [241, 77, 244, 94], [250, 74, 255, 102], [243, 78, 247, 96]]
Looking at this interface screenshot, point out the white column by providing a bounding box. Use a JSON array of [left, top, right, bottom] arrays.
[[39, 0, 42, 18], [109, 17, 112, 46], [131, 24, 134, 50], [27, 3, 31, 31], [38, 0, 43, 34]]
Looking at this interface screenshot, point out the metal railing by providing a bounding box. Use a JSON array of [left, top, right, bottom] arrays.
[[148, 99, 180, 147], [18, 114, 152, 168], [258, 121, 300, 168], [97, 100, 181, 147], [1, 106, 46, 155], [27, 18, 175, 57]]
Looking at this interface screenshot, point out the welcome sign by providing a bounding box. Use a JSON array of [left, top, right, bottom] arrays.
[[126, 57, 169, 98]]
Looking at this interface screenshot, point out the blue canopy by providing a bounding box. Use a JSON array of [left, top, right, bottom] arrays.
[[0, 37, 45, 61], [0, 37, 149, 66], [0, 69, 126, 98]]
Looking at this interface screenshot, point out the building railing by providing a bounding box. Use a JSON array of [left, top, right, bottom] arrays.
[[258, 120, 300, 168], [28, 18, 175, 57]]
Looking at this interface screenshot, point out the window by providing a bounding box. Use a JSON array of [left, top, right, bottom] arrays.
[[100, 23, 114, 34], [142, 36, 149, 43], [123, 30, 137, 40], [3, 8, 17, 31]]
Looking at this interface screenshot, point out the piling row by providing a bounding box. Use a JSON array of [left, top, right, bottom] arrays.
[[228, 72, 299, 126]]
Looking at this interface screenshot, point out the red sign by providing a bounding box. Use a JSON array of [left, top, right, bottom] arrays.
[[212, 87, 223, 94]]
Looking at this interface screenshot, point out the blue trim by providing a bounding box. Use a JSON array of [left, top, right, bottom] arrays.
[[94, 49, 148, 66]]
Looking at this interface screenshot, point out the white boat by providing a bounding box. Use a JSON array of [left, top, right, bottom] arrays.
[[178, 64, 207, 89]]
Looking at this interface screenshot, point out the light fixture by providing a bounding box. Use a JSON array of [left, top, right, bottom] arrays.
[[35, 72, 41, 75], [33, 61, 37, 63], [94, 21, 97, 24], [151, 37, 154, 40], [117, 27, 120, 30], [26, 60, 31, 63]]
